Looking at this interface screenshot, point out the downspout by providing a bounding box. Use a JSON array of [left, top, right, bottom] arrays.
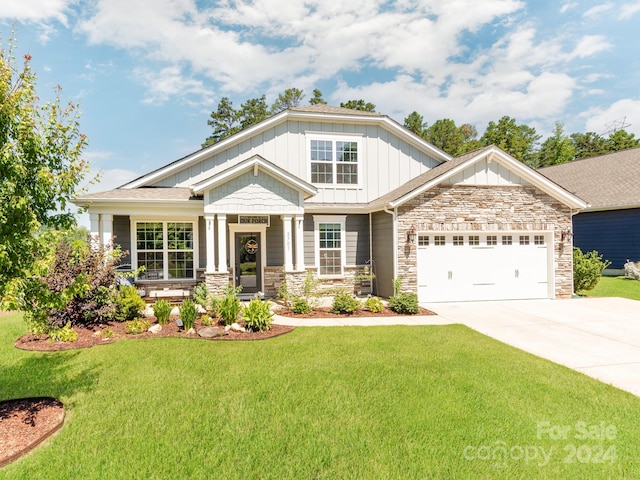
[[384, 205, 398, 282]]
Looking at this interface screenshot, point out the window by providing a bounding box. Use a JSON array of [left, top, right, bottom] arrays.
[[468, 235, 479, 246], [502, 235, 513, 245], [487, 235, 497, 246], [434, 235, 445, 246], [453, 235, 464, 246], [534, 235, 545, 245], [314, 216, 346, 276], [309, 136, 360, 186], [135, 221, 195, 280], [418, 235, 429, 246], [519, 235, 530, 245]]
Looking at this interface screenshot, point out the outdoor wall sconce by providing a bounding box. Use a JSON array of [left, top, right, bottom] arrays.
[[406, 226, 416, 245], [560, 229, 573, 242]]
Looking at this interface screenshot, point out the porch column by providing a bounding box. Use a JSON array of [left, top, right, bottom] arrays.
[[216, 214, 228, 273], [294, 214, 305, 271], [89, 213, 100, 250], [282, 215, 294, 272], [100, 214, 113, 250], [205, 214, 215, 273]]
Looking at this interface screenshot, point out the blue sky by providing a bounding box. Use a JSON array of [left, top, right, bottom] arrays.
[[2, 0, 640, 226]]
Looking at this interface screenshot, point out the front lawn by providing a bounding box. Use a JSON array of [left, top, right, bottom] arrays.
[[1, 313, 639, 479], [579, 276, 640, 301]]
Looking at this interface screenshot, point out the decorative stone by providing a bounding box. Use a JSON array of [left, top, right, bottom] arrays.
[[198, 326, 224, 338], [186, 327, 196, 335], [224, 325, 231, 332], [230, 322, 245, 332], [148, 324, 162, 334]]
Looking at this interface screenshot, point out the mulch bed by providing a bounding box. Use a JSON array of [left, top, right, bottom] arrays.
[[274, 305, 436, 318]]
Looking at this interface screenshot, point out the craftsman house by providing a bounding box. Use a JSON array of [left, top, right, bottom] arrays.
[[74, 105, 586, 302]]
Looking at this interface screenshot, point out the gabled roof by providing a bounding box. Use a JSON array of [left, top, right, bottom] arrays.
[[121, 105, 452, 189], [191, 154, 317, 198], [370, 145, 587, 210], [74, 187, 201, 205], [538, 147, 640, 211]]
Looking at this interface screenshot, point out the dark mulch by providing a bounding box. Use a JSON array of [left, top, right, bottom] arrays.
[[275, 305, 436, 318]]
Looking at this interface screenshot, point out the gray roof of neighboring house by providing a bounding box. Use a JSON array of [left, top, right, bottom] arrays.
[[288, 104, 383, 116], [538, 147, 640, 210]]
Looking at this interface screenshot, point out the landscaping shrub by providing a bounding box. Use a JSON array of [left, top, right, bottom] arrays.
[[113, 285, 147, 322], [624, 260, 640, 280], [179, 299, 199, 330], [292, 296, 312, 314], [193, 282, 210, 310], [48, 322, 78, 342], [388, 292, 419, 314], [364, 296, 384, 313], [125, 318, 150, 335], [331, 292, 361, 314], [243, 298, 273, 332], [153, 300, 172, 325], [219, 284, 243, 325], [573, 247, 611, 292], [200, 314, 213, 326]]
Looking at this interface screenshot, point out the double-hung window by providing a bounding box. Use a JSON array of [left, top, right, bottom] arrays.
[[314, 216, 347, 277], [135, 221, 195, 280], [309, 135, 361, 186]]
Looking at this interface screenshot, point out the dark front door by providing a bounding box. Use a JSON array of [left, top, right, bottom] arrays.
[[235, 232, 261, 294]]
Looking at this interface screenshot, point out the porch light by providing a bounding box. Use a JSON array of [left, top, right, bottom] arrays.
[[406, 226, 416, 245]]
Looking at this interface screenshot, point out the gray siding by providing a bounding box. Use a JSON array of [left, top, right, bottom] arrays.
[[346, 215, 370, 265], [303, 214, 315, 266], [371, 211, 394, 298], [113, 215, 131, 268], [198, 216, 206, 270], [266, 216, 284, 266]]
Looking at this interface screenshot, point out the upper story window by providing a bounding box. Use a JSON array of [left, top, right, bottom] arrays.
[[308, 135, 361, 187]]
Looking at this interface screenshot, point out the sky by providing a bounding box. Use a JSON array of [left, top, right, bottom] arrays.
[[2, 0, 640, 227]]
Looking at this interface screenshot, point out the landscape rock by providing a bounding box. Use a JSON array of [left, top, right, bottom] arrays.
[[230, 322, 246, 332], [186, 327, 196, 335], [198, 326, 224, 338], [148, 324, 162, 334]]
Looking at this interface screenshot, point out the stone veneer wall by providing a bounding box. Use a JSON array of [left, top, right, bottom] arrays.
[[396, 185, 574, 298], [204, 271, 234, 295], [263, 266, 372, 298]]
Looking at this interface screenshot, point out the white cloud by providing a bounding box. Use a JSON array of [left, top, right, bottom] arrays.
[[560, 2, 578, 13], [619, 2, 640, 19], [132, 65, 215, 106], [567, 35, 612, 59], [0, 0, 75, 41], [583, 3, 614, 18], [582, 99, 640, 137]]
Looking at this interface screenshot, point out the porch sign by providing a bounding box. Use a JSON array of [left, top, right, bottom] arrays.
[[239, 215, 270, 227]]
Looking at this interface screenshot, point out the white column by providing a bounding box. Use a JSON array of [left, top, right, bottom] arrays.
[[294, 214, 305, 271], [216, 214, 227, 273], [282, 215, 294, 272], [89, 213, 100, 250], [205, 214, 215, 273], [100, 214, 113, 250]]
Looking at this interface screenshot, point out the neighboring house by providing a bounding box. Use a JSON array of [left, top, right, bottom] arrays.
[[539, 147, 640, 272], [74, 105, 586, 302]]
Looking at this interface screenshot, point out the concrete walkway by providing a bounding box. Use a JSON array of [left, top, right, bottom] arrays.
[[274, 297, 640, 397]]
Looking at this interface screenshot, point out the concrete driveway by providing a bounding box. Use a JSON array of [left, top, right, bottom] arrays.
[[426, 297, 640, 397]]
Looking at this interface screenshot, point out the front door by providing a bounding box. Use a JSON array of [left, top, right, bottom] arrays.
[[235, 232, 262, 294]]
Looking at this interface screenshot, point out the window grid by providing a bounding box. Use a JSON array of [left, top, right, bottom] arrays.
[[136, 221, 195, 280], [519, 235, 530, 245], [468, 235, 479, 246], [418, 235, 429, 246], [534, 235, 545, 245], [453, 235, 464, 246], [487, 235, 497, 246], [502, 235, 513, 245], [309, 137, 359, 186], [434, 235, 445, 246], [319, 223, 342, 276]]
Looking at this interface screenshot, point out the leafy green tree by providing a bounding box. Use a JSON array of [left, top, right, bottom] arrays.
[[569, 131, 609, 160], [0, 37, 88, 300], [457, 123, 483, 154], [238, 95, 269, 129], [607, 129, 640, 152], [535, 121, 576, 167], [480, 116, 541, 166], [309, 88, 327, 105], [403, 111, 427, 137], [340, 99, 376, 112], [424, 118, 465, 156], [271, 87, 305, 113], [203, 96, 240, 147]]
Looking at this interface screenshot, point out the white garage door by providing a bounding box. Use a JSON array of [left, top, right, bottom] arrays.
[[417, 233, 551, 302]]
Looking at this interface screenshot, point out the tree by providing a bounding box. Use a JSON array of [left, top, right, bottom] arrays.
[[309, 88, 327, 105], [340, 99, 376, 112], [424, 119, 465, 156], [457, 124, 482, 154], [271, 87, 305, 113], [569, 131, 609, 160], [480, 116, 541, 166], [403, 111, 427, 137], [607, 129, 640, 152], [0, 37, 88, 300], [203, 96, 240, 147], [238, 95, 268, 129], [535, 122, 576, 168]]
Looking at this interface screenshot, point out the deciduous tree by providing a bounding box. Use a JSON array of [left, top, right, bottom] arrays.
[[535, 122, 576, 167], [403, 111, 426, 137], [481, 116, 541, 166]]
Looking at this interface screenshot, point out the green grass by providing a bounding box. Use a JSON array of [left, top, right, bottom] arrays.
[[2, 312, 640, 479], [579, 276, 640, 300]]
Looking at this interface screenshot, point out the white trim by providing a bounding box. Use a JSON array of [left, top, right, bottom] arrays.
[[228, 223, 268, 292], [313, 215, 347, 278], [282, 215, 294, 272], [306, 134, 363, 189]]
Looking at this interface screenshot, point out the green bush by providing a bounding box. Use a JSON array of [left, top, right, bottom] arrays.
[[574, 247, 611, 292], [364, 296, 384, 313], [113, 285, 147, 322], [125, 318, 150, 335], [331, 293, 361, 315], [388, 292, 419, 315], [193, 282, 209, 310], [243, 298, 273, 332], [292, 296, 312, 314], [49, 322, 78, 342], [200, 314, 214, 326], [179, 299, 199, 330], [153, 300, 172, 325], [219, 284, 243, 326]]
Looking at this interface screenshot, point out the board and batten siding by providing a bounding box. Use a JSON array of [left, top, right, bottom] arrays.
[[449, 158, 531, 186], [152, 120, 440, 205], [113, 215, 131, 268], [303, 214, 371, 269], [265, 215, 284, 266], [573, 208, 640, 269], [198, 216, 206, 271], [371, 211, 394, 298]]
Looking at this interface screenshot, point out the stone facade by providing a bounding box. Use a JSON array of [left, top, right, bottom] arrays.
[[204, 271, 233, 295], [396, 185, 574, 298], [263, 266, 372, 298]]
